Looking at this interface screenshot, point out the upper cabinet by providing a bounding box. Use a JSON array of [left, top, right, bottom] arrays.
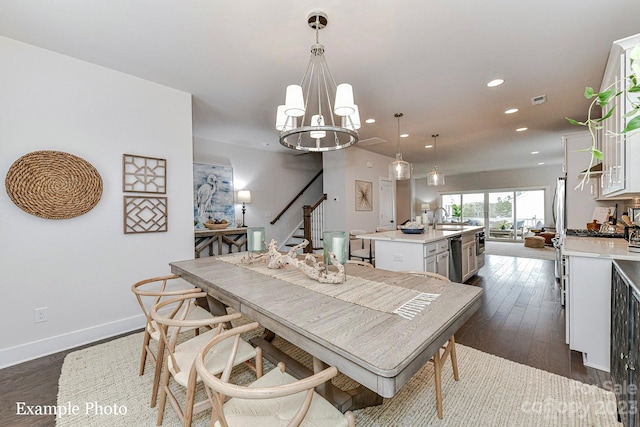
[[601, 34, 640, 197]]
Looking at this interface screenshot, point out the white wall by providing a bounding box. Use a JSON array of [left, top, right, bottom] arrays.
[[193, 137, 323, 247], [0, 37, 194, 368], [323, 147, 395, 233]]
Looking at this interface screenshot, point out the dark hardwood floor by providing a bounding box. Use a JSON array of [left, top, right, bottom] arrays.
[[458, 254, 610, 387], [0, 253, 610, 427]]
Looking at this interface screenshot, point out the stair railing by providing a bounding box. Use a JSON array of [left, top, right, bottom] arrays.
[[270, 169, 323, 225], [302, 194, 327, 253]]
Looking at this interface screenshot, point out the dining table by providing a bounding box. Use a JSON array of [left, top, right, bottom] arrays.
[[170, 253, 483, 412]]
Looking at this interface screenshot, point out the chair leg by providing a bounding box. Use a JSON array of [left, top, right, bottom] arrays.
[[139, 330, 151, 376], [156, 356, 171, 426], [449, 336, 459, 381], [183, 367, 198, 427], [433, 348, 444, 419], [150, 337, 165, 407], [255, 346, 263, 378]]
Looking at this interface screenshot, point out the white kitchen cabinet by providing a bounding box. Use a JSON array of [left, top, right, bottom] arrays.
[[425, 255, 437, 273], [563, 131, 613, 228], [424, 242, 438, 273], [461, 233, 477, 282], [436, 251, 450, 278], [566, 255, 612, 371], [600, 34, 640, 197]]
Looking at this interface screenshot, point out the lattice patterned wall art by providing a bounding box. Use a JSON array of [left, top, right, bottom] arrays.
[[123, 196, 168, 234], [122, 154, 166, 194]]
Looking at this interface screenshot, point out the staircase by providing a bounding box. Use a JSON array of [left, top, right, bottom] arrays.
[[282, 195, 327, 254], [270, 170, 326, 254]]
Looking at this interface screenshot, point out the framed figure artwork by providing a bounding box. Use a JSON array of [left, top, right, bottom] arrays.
[[193, 163, 235, 228], [355, 180, 373, 211]]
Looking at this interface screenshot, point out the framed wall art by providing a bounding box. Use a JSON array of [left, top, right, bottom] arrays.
[[122, 154, 166, 194], [355, 180, 373, 211], [123, 196, 168, 233], [193, 163, 235, 227]]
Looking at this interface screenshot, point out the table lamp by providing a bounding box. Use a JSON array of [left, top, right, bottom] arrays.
[[236, 190, 251, 227]]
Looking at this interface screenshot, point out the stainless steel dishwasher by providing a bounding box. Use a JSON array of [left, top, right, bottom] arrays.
[[448, 236, 463, 283]]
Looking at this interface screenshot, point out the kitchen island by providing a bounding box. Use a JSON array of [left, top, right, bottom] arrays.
[[357, 225, 484, 282], [562, 236, 640, 372]]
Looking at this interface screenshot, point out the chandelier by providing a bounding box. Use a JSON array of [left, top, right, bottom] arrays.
[[275, 12, 360, 152], [389, 113, 411, 180], [427, 134, 445, 186]]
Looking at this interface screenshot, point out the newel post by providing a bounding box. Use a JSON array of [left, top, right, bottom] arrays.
[[302, 204, 313, 253]]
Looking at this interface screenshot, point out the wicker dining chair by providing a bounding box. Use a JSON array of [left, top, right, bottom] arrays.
[[194, 322, 355, 427], [131, 275, 213, 407], [404, 270, 459, 419], [151, 292, 263, 427]]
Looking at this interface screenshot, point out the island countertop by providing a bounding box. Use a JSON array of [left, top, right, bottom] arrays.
[[356, 225, 484, 244], [563, 236, 640, 261]]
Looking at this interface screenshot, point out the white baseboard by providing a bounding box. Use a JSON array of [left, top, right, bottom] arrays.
[[0, 314, 145, 369]]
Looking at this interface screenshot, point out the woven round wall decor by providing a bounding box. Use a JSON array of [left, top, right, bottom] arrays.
[[5, 150, 103, 220]]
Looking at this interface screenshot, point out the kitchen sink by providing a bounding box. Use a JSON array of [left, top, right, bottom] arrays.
[[436, 225, 466, 231]]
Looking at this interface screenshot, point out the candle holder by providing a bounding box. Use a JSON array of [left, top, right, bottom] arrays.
[[323, 231, 347, 280], [247, 227, 265, 254]]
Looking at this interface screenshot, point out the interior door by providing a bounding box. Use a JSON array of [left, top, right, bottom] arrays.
[[379, 178, 395, 229]]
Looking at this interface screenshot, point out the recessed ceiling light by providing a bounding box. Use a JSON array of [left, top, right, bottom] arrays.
[[538, 162, 545, 165], [516, 127, 528, 132], [400, 133, 409, 138], [425, 144, 433, 148], [365, 118, 375, 124], [487, 79, 504, 87], [505, 108, 519, 114], [531, 151, 539, 154]]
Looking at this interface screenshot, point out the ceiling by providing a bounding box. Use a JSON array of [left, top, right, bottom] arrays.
[[2, 1, 640, 176]]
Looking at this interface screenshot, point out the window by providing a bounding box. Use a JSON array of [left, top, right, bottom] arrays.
[[439, 193, 484, 225], [440, 188, 545, 240]]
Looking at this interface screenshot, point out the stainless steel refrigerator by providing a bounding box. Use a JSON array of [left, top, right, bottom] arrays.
[[553, 176, 566, 238], [552, 177, 566, 305]]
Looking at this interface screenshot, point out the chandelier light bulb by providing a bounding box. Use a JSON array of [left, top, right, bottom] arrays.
[[310, 114, 326, 138]]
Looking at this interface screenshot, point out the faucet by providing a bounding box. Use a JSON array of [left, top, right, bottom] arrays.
[[433, 207, 450, 229]]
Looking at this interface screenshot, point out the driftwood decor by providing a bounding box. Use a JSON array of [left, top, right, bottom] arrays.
[[5, 150, 103, 220], [242, 239, 346, 284]]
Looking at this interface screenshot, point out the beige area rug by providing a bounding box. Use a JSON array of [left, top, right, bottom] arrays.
[[56, 328, 621, 427], [485, 240, 556, 261]]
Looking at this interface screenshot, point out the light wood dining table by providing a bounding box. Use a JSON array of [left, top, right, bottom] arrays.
[[170, 254, 482, 412]]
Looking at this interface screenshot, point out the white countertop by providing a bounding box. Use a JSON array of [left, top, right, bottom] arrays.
[[356, 225, 484, 244], [563, 236, 640, 261]]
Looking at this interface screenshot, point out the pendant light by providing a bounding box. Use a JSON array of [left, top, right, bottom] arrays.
[[389, 113, 411, 180], [427, 133, 445, 186], [275, 12, 360, 152]]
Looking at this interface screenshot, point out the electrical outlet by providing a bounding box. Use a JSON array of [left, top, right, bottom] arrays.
[[34, 307, 48, 323]]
